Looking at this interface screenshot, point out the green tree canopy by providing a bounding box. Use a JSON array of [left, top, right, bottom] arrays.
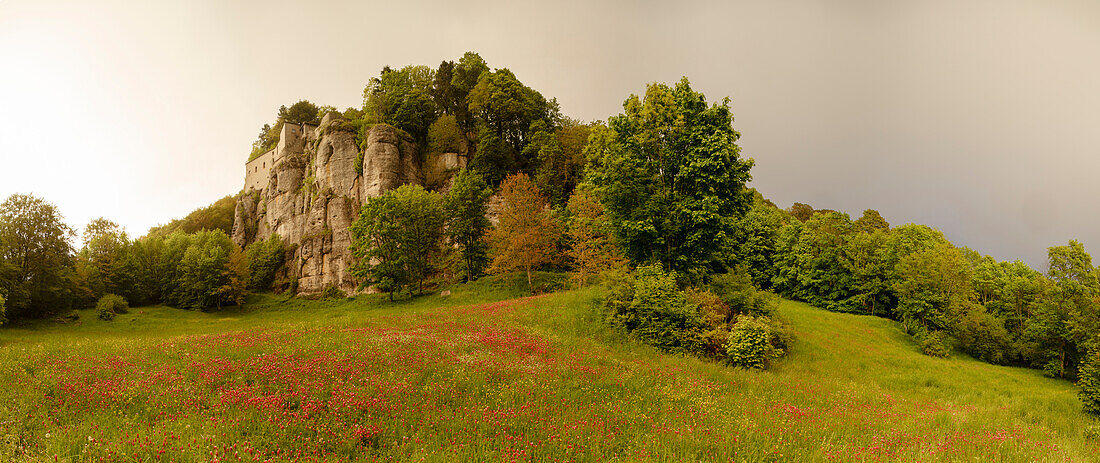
[[586, 78, 754, 280], [0, 193, 76, 320], [350, 185, 445, 299], [363, 65, 437, 140], [444, 169, 493, 282]]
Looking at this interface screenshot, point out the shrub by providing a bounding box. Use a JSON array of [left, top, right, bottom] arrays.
[[1084, 425, 1100, 440], [725, 315, 785, 369], [917, 330, 951, 358], [96, 293, 128, 321], [604, 264, 704, 355], [709, 269, 778, 318], [319, 284, 347, 300]]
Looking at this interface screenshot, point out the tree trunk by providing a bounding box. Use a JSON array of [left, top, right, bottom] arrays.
[[526, 265, 533, 294]]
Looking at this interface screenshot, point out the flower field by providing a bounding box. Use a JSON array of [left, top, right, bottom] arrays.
[[0, 281, 1096, 461]]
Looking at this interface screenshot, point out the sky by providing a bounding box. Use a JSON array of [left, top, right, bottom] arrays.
[[1, 0, 1099, 269]]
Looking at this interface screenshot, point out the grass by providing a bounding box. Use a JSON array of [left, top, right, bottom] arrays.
[[0, 276, 1097, 462]]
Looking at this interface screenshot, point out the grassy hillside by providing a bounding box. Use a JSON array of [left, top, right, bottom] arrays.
[[0, 279, 1095, 462]]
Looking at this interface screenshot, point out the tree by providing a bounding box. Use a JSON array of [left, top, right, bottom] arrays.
[[246, 234, 285, 291], [450, 52, 490, 130], [1079, 341, 1100, 414], [350, 185, 445, 299], [586, 78, 754, 280], [892, 242, 973, 334], [487, 173, 561, 293], [729, 197, 789, 289], [146, 196, 236, 237], [0, 194, 76, 320], [468, 68, 558, 154], [788, 203, 815, 222], [363, 65, 437, 140], [530, 119, 590, 207], [854, 209, 890, 232], [444, 170, 492, 282], [278, 100, 321, 125], [565, 184, 626, 287]]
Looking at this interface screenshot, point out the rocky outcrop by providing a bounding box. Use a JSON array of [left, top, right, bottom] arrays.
[[232, 115, 424, 295]]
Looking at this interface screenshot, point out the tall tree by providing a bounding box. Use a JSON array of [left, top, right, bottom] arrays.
[[350, 185, 445, 299], [586, 78, 754, 280], [0, 194, 76, 320], [565, 184, 626, 287], [488, 173, 561, 293], [444, 170, 493, 282], [468, 68, 559, 153], [363, 65, 437, 140]]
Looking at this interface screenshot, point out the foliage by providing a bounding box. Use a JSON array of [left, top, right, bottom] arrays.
[[468, 68, 559, 154], [444, 170, 492, 282], [487, 174, 562, 293], [917, 330, 952, 358], [892, 242, 973, 333], [427, 114, 464, 155], [1077, 343, 1100, 415], [350, 185, 445, 299], [728, 196, 789, 289], [246, 234, 285, 291], [953, 306, 1014, 364], [0, 193, 76, 320], [725, 315, 785, 369], [586, 78, 754, 281], [565, 185, 626, 287], [158, 230, 246, 311], [319, 284, 347, 300], [603, 264, 702, 355], [708, 269, 778, 318], [363, 65, 437, 140], [248, 100, 323, 160], [146, 196, 236, 238], [530, 120, 589, 206], [95, 293, 128, 321]]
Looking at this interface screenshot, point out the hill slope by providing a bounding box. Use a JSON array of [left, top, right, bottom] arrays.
[[0, 283, 1094, 462]]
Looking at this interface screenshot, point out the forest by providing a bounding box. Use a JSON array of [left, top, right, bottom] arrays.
[[3, 52, 1100, 415]]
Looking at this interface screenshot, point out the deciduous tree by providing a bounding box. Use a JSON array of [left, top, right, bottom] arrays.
[[488, 173, 561, 293]]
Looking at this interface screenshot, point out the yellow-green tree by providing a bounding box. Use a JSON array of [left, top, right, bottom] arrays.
[[488, 173, 561, 293], [565, 184, 625, 287]]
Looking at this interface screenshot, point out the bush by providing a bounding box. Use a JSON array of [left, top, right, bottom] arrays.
[[427, 115, 463, 155], [1084, 425, 1100, 440], [709, 269, 778, 318], [725, 315, 786, 369], [96, 293, 128, 321], [319, 284, 347, 300], [917, 330, 951, 358], [604, 264, 704, 355]]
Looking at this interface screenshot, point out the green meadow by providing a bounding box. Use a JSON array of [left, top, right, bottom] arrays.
[[0, 277, 1095, 462]]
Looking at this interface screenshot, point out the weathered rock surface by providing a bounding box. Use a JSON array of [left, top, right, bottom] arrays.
[[232, 116, 424, 295]]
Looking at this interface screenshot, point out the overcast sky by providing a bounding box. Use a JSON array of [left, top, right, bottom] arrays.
[[1, 0, 1099, 268]]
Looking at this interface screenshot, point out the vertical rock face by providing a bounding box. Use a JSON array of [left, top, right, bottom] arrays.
[[232, 115, 423, 295]]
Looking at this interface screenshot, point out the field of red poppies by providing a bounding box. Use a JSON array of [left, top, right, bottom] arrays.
[[0, 282, 1095, 462]]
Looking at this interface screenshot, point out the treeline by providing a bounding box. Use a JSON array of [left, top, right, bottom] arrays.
[[0, 195, 265, 325], [728, 198, 1100, 411]]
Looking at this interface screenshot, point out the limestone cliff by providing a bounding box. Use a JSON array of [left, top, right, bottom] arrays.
[[232, 113, 467, 294]]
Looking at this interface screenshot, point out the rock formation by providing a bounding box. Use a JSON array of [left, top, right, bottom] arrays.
[[232, 113, 467, 295]]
